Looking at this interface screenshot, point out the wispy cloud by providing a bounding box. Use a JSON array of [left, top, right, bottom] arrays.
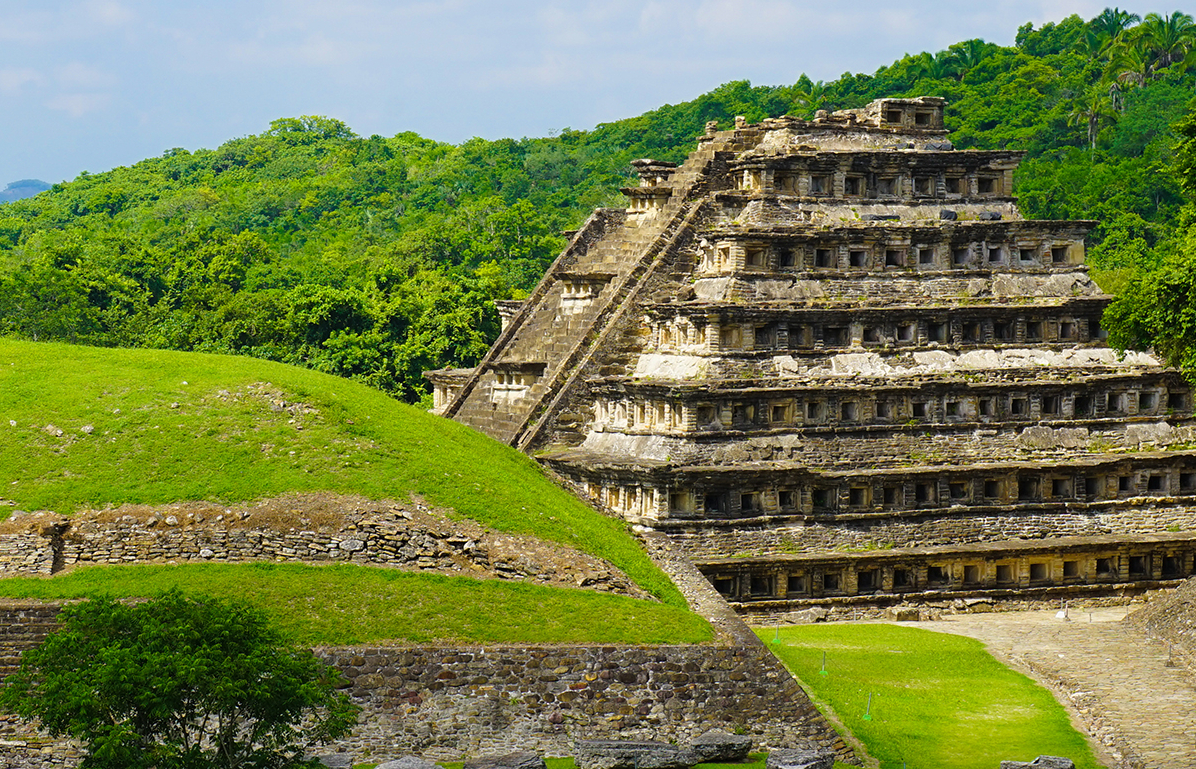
[[0, 68, 45, 95], [81, 0, 137, 27], [56, 62, 117, 89], [45, 93, 112, 118]]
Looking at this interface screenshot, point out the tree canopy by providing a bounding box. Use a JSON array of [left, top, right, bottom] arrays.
[[0, 591, 358, 769], [2, 10, 1196, 402]]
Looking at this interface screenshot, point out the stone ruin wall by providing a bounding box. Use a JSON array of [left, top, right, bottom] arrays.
[[0, 497, 646, 599], [327, 644, 849, 762], [0, 497, 853, 766], [663, 501, 1196, 560], [0, 605, 852, 768]]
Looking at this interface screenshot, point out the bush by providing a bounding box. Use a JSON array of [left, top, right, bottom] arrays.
[[0, 590, 358, 768]]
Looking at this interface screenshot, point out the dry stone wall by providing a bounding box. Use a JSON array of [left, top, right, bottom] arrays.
[[0, 495, 646, 598], [325, 644, 849, 762], [0, 604, 851, 767]]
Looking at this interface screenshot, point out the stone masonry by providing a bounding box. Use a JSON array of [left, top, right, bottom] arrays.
[[0, 604, 851, 767], [430, 96, 1196, 612], [0, 496, 647, 598]]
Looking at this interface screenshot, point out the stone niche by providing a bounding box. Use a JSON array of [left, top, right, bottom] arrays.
[[489, 362, 547, 406], [558, 272, 614, 316]]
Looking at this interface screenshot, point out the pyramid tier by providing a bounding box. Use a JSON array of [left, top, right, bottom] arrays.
[[544, 446, 1196, 528]]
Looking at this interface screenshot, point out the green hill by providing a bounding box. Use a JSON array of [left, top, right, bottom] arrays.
[[0, 339, 691, 622], [2, 10, 1193, 402]]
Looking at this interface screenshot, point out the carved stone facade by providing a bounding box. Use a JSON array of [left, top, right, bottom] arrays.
[[431, 97, 1196, 610]]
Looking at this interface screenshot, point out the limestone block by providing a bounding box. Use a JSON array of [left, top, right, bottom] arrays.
[[464, 751, 547, 769], [999, 757, 1075, 769], [765, 748, 834, 769], [1125, 422, 1175, 447], [575, 740, 691, 769], [1015, 426, 1089, 450], [376, 758, 441, 769], [683, 730, 752, 763]]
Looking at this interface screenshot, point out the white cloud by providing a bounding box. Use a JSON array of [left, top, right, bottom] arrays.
[[0, 68, 45, 95], [56, 62, 117, 89], [81, 0, 137, 27], [45, 93, 111, 118]]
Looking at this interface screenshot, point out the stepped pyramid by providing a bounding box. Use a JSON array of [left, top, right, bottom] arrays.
[[429, 98, 1196, 615]]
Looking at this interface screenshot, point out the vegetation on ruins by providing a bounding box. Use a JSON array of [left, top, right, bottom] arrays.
[[0, 590, 359, 769], [0, 563, 711, 645], [0, 338, 686, 608], [2, 10, 1196, 402], [764, 624, 1102, 769]]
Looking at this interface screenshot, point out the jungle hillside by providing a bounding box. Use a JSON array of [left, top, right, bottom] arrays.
[[4, 9, 1196, 401]]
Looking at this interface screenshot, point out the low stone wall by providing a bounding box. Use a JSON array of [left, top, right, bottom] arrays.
[[0, 496, 645, 598], [0, 604, 851, 767], [325, 644, 850, 763]]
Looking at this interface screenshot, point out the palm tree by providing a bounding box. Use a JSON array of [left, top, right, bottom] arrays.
[[1106, 41, 1152, 89], [1068, 91, 1115, 150], [1075, 27, 1115, 60], [1090, 7, 1141, 40], [949, 39, 991, 80], [1139, 11, 1196, 70], [791, 80, 828, 117], [911, 50, 961, 81]]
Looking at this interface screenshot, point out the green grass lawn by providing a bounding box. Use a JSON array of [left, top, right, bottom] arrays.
[[0, 339, 681, 606], [762, 624, 1103, 769], [0, 562, 711, 645]]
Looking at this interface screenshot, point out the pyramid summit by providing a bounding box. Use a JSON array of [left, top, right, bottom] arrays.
[[428, 97, 1196, 615]]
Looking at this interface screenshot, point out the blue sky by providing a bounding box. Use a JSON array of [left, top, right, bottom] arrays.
[[0, 1, 1173, 186]]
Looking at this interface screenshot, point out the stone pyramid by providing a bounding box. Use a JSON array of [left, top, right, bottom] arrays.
[[428, 97, 1196, 616]]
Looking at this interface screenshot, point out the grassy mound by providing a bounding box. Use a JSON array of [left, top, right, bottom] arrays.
[[0, 339, 683, 607], [764, 624, 1100, 769], [0, 563, 710, 645]]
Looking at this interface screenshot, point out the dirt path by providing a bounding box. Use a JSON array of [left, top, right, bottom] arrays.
[[881, 609, 1196, 769]]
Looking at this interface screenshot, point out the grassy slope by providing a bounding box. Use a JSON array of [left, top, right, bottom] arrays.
[[0, 338, 684, 608], [763, 624, 1101, 769], [0, 563, 710, 646]]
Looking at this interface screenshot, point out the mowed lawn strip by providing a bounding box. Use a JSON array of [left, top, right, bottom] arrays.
[[0, 562, 711, 645], [762, 624, 1102, 769], [0, 339, 681, 605]]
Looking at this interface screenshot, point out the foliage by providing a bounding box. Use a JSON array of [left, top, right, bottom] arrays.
[[1103, 77, 1196, 377], [0, 590, 358, 769], [763, 624, 1102, 769], [0, 338, 685, 606], [3, 13, 1196, 402]]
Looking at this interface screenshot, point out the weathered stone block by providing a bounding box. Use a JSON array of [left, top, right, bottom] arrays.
[[376, 758, 441, 769], [575, 740, 691, 769], [464, 752, 546, 769], [683, 729, 752, 763], [999, 757, 1076, 769], [765, 749, 834, 769]]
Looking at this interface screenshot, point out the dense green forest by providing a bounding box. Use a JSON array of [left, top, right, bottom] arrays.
[[3, 9, 1196, 402]]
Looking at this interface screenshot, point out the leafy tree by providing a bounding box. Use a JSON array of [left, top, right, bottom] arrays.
[[911, 50, 961, 82], [0, 591, 358, 769], [2, 7, 1196, 403]]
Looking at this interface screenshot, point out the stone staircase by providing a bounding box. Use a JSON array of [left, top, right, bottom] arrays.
[[446, 134, 746, 449]]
